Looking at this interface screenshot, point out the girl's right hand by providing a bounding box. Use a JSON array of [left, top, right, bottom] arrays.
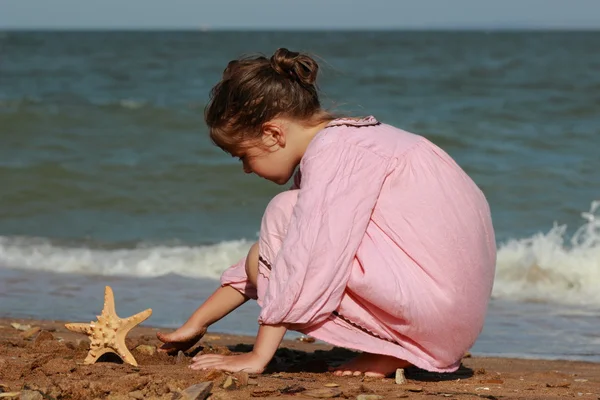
[[156, 325, 207, 354]]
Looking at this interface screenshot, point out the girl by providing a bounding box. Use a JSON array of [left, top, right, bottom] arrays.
[[157, 48, 496, 377]]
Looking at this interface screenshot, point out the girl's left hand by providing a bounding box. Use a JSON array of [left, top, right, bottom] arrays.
[[190, 352, 267, 373]]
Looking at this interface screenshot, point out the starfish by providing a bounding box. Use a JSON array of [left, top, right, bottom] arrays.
[[65, 286, 152, 366]]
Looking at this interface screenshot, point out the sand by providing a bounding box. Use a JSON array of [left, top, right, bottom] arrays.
[[1, 318, 598, 400]]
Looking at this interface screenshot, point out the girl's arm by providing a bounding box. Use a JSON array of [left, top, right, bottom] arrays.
[[157, 285, 248, 353]]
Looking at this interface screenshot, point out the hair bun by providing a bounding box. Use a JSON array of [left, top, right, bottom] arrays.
[[270, 48, 319, 86]]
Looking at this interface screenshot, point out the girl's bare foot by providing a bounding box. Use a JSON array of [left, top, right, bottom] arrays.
[[332, 353, 411, 377], [156, 325, 207, 354]]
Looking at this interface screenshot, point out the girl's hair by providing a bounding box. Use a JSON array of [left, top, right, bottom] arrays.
[[205, 48, 332, 153]]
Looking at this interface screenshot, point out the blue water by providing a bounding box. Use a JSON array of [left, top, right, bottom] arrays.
[[1, 31, 599, 361]]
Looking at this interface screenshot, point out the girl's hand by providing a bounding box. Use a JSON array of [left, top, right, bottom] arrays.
[[156, 326, 207, 354], [189, 352, 267, 373]]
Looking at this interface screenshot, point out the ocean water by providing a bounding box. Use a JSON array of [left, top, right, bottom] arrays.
[[1, 31, 599, 362]]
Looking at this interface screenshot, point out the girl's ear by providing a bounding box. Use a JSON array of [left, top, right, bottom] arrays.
[[261, 121, 286, 149]]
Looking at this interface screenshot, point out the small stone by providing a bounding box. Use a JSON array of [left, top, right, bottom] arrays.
[[20, 393, 44, 400], [167, 382, 181, 393], [297, 335, 316, 343], [403, 384, 423, 392], [247, 379, 259, 386], [176, 350, 185, 364], [233, 371, 249, 386], [181, 381, 213, 400], [10, 322, 31, 331], [134, 345, 156, 356], [324, 383, 340, 387], [482, 379, 504, 384], [128, 390, 144, 399], [222, 376, 235, 390], [303, 388, 342, 398], [463, 351, 472, 358], [395, 368, 406, 385], [19, 327, 41, 340], [0, 393, 21, 399], [546, 382, 570, 388], [251, 389, 280, 397], [33, 331, 55, 346], [357, 395, 383, 400], [281, 384, 305, 394], [204, 370, 224, 381]]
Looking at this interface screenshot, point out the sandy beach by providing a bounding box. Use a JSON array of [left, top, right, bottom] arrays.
[[1, 318, 598, 400]]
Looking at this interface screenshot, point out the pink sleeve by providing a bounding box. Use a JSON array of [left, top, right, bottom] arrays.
[[258, 142, 390, 326], [220, 256, 258, 299]]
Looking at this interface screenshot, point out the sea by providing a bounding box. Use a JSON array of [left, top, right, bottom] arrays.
[[0, 31, 599, 363]]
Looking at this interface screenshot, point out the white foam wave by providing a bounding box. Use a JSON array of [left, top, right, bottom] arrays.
[[1, 201, 599, 307], [0, 237, 252, 280], [494, 200, 600, 306], [118, 99, 146, 109]]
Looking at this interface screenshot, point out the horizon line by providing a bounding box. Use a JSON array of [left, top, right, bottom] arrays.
[[1, 26, 600, 32]]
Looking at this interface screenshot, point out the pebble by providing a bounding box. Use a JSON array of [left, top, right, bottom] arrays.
[[303, 388, 342, 398], [546, 382, 570, 388], [127, 390, 144, 399], [233, 371, 249, 386], [281, 384, 306, 394], [356, 395, 383, 400], [181, 381, 213, 400], [176, 350, 185, 364], [395, 368, 406, 385], [134, 345, 156, 356], [0, 393, 20, 399], [251, 388, 280, 397], [19, 327, 41, 340], [33, 331, 55, 346], [222, 376, 235, 390], [403, 384, 423, 392], [10, 322, 31, 331], [482, 379, 504, 384], [21, 393, 45, 400]]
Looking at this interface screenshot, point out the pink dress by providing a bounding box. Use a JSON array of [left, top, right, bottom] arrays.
[[221, 116, 496, 372]]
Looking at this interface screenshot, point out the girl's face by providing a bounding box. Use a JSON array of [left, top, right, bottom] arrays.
[[230, 117, 327, 185], [233, 137, 297, 185]]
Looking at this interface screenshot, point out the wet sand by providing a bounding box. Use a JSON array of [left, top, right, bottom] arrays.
[[1, 318, 599, 399]]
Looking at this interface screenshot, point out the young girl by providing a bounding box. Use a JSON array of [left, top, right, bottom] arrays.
[[157, 48, 496, 377]]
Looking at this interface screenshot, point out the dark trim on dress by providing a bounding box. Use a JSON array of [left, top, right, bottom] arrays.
[[258, 255, 272, 270], [332, 311, 397, 344], [326, 121, 381, 128]]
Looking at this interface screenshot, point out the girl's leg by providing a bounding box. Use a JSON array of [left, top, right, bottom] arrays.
[[245, 242, 259, 288], [258, 190, 409, 377]]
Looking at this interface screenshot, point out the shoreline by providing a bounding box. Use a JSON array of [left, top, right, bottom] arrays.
[[1, 317, 599, 399]]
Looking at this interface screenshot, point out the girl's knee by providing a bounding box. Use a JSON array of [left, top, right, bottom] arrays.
[[261, 190, 299, 235]]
